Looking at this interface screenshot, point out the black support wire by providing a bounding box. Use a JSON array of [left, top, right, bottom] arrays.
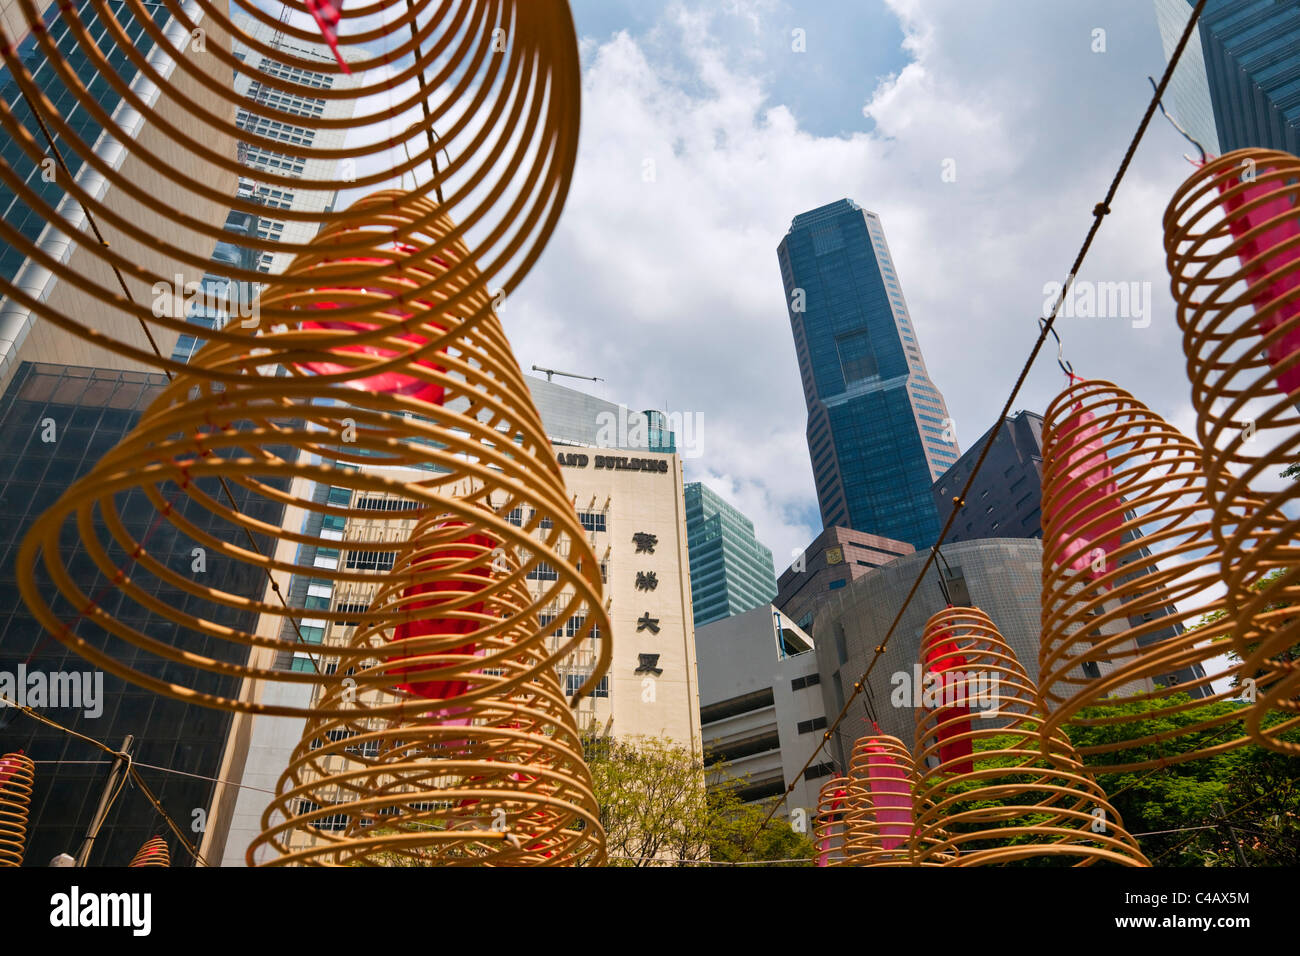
[[740, 0, 1212, 855]]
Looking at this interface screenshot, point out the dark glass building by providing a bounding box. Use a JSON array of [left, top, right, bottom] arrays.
[[932, 411, 1045, 543], [777, 200, 958, 549], [0, 363, 289, 865], [1155, 0, 1300, 156], [683, 483, 778, 628]]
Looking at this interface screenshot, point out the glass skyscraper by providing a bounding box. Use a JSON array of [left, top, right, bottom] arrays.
[[777, 199, 958, 549], [1154, 0, 1300, 156], [0, 362, 290, 865], [683, 482, 778, 628]]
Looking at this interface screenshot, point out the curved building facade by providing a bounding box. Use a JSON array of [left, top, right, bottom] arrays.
[[810, 538, 1045, 771]]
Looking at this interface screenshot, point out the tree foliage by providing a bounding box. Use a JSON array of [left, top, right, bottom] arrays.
[[584, 735, 814, 866]]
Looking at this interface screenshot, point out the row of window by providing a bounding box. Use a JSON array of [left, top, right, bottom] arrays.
[[796, 716, 828, 734]]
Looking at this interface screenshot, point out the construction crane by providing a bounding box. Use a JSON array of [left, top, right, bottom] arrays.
[[531, 365, 604, 384]]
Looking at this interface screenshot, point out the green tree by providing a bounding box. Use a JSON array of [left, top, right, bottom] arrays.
[[1066, 696, 1300, 866], [584, 735, 814, 866]]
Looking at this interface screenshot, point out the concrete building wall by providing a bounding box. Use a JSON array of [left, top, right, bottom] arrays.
[[810, 539, 1046, 769], [696, 604, 826, 819]]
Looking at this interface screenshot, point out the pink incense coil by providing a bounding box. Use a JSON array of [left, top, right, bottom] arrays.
[[844, 734, 918, 866], [1048, 405, 1123, 584], [815, 777, 849, 867], [922, 627, 975, 775], [1164, 148, 1300, 754], [128, 837, 171, 868], [298, 247, 450, 406], [1213, 157, 1300, 396], [912, 608, 1149, 867], [387, 520, 496, 703]]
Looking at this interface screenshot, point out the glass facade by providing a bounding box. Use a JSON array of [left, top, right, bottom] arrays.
[[0, 363, 290, 865], [777, 200, 958, 549], [0, 0, 170, 282], [683, 482, 778, 628], [170, 198, 263, 364], [1155, 0, 1300, 156]]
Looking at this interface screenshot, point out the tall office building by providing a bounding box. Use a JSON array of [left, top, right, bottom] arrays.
[[777, 200, 958, 549], [0, 0, 235, 393], [170, 17, 363, 363], [1154, 0, 1300, 156], [0, 362, 290, 866], [682, 483, 778, 629], [230, 13, 363, 277], [215, 376, 705, 865]]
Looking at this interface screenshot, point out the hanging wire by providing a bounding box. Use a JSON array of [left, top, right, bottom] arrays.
[[1148, 75, 1208, 164], [1038, 314, 1075, 379]]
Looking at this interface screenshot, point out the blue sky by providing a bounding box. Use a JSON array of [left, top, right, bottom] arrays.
[[571, 0, 910, 138]]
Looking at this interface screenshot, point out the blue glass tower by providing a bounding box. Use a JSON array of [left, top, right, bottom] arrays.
[[1154, 0, 1300, 156], [777, 200, 958, 549], [683, 483, 778, 628]]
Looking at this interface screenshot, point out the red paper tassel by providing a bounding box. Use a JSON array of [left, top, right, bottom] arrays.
[[305, 0, 351, 74]]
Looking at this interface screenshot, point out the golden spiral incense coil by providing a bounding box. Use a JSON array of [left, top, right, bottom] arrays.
[[17, 192, 609, 716], [814, 776, 850, 867], [912, 607, 1148, 867], [0, 751, 35, 867], [247, 530, 604, 866], [128, 836, 170, 867], [842, 734, 924, 866], [1039, 378, 1290, 770], [1163, 147, 1300, 753], [0, 0, 580, 380]]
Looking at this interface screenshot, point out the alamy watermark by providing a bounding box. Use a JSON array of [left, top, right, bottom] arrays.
[[1, 665, 104, 718], [594, 404, 704, 460], [1042, 274, 1152, 329], [890, 664, 1001, 715]]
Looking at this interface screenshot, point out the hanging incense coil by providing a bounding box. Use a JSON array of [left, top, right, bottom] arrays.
[[1164, 147, 1300, 753], [17, 192, 609, 715], [912, 607, 1148, 867], [0, 751, 35, 867], [841, 734, 929, 866], [128, 836, 170, 867], [814, 775, 850, 867], [247, 528, 604, 866], [1039, 378, 1292, 770], [0, 0, 580, 381]]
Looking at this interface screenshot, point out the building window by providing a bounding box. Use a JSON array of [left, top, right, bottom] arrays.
[[564, 673, 610, 698], [527, 561, 559, 581], [805, 762, 836, 780], [791, 673, 821, 692], [344, 550, 396, 572], [578, 510, 607, 533], [797, 716, 829, 734]]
